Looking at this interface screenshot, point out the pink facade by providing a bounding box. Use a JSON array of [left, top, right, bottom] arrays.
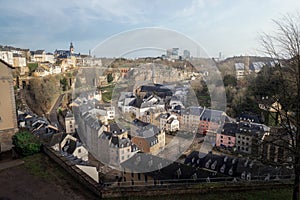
[[216, 133, 236, 147], [199, 121, 221, 135]]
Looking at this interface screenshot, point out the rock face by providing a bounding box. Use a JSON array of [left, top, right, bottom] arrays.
[[0, 59, 18, 152]]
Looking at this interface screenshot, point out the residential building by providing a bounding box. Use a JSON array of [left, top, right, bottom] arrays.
[[31, 50, 46, 62], [250, 62, 265, 73], [98, 123, 138, 167], [184, 151, 293, 181], [235, 122, 265, 155], [74, 102, 138, 167], [0, 59, 18, 152], [60, 134, 88, 161], [65, 111, 76, 134], [168, 95, 185, 113], [136, 84, 173, 99], [118, 92, 136, 113], [96, 104, 115, 120], [157, 113, 179, 132], [261, 127, 293, 163], [199, 109, 226, 134], [181, 107, 226, 134], [32, 66, 50, 77], [119, 67, 130, 78], [50, 65, 62, 74], [140, 108, 165, 125], [237, 112, 260, 123], [0, 50, 13, 65], [45, 53, 55, 63], [216, 122, 237, 148], [13, 53, 27, 75], [129, 95, 165, 119], [181, 106, 204, 131], [131, 124, 165, 155], [235, 63, 245, 80]]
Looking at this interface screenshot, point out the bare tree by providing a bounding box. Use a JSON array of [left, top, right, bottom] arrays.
[[260, 12, 300, 200]]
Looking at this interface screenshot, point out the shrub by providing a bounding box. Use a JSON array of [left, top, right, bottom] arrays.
[[12, 130, 41, 156]]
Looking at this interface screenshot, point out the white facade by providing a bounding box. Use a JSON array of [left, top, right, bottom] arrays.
[[13, 55, 27, 75], [60, 134, 89, 161], [51, 65, 62, 74], [31, 51, 46, 62], [159, 113, 180, 132], [45, 53, 55, 63], [0, 51, 13, 65], [65, 112, 76, 134], [235, 63, 245, 80]]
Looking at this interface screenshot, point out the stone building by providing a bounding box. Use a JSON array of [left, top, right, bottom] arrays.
[[0, 59, 18, 152]]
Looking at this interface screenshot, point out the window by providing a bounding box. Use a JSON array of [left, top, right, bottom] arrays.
[[220, 136, 223, 139], [78, 148, 81, 153], [228, 142, 231, 145], [220, 140, 223, 143], [228, 137, 231, 140]]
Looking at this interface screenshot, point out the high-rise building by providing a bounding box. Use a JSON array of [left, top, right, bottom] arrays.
[[166, 48, 179, 60], [183, 50, 190, 60]]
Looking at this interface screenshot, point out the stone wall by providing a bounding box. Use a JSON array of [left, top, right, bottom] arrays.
[[0, 129, 16, 152], [42, 146, 103, 197]]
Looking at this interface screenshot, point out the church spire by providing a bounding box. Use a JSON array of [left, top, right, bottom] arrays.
[[70, 42, 74, 54]]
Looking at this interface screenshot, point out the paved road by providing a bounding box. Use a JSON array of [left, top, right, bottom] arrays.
[[19, 89, 34, 114], [48, 94, 65, 131]]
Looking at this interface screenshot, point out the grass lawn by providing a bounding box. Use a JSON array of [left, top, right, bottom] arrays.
[[23, 153, 63, 179], [22, 153, 92, 189], [106, 188, 292, 200], [99, 84, 115, 102], [11, 153, 293, 200]]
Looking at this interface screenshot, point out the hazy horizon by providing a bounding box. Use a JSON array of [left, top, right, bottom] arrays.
[[1, 0, 300, 58]]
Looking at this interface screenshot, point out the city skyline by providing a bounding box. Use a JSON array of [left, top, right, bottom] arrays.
[[1, 1, 300, 58]]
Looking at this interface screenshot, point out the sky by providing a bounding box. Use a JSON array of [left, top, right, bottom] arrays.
[[1, 0, 300, 58]]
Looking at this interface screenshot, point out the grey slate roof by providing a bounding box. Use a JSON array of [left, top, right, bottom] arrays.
[[235, 63, 245, 70]]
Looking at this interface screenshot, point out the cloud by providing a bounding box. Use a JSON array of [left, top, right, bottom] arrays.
[[1, 0, 300, 57]]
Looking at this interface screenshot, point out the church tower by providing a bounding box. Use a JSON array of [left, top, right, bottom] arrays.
[[70, 42, 74, 54]]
